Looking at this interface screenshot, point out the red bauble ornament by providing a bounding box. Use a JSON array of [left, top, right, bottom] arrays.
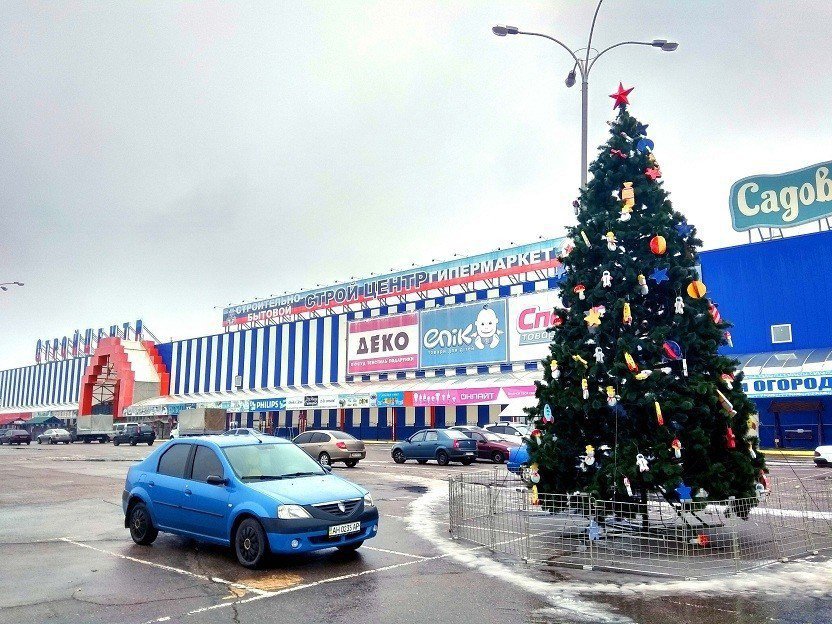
[[645, 166, 662, 180], [725, 427, 737, 449], [649, 235, 667, 255], [609, 82, 634, 109]]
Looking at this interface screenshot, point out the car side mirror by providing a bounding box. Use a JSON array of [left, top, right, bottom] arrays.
[[206, 475, 228, 486], [321, 464, 332, 473]]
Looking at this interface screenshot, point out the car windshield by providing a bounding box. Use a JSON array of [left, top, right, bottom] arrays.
[[222, 442, 326, 481]]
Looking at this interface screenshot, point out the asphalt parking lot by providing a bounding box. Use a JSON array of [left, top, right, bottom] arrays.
[[1, 441, 830, 624]]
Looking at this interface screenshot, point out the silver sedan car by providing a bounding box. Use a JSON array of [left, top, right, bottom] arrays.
[[293, 430, 366, 467], [37, 428, 72, 444]]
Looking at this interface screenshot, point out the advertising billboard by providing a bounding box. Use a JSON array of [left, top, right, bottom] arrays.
[[347, 313, 420, 374], [223, 238, 567, 327], [729, 161, 832, 231], [419, 300, 508, 368], [507, 290, 562, 363]]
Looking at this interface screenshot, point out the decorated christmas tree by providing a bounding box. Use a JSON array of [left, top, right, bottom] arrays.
[[527, 84, 767, 507]]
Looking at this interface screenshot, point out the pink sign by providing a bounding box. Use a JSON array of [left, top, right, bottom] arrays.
[[502, 385, 536, 399], [347, 313, 420, 374], [412, 387, 501, 407]]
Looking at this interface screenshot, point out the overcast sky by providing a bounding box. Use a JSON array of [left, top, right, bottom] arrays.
[[1, 1, 830, 369]]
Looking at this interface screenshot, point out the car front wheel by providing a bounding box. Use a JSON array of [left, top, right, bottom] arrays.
[[344, 460, 358, 468], [235, 518, 268, 568], [113, 439, 120, 446], [436, 450, 450, 466], [129, 502, 159, 545], [37, 439, 42, 444], [318, 452, 331, 467], [460, 458, 474, 466], [392, 449, 406, 464], [491, 451, 505, 464]]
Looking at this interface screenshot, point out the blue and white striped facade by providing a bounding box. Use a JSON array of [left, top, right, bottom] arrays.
[[159, 315, 345, 396], [0, 356, 90, 414]]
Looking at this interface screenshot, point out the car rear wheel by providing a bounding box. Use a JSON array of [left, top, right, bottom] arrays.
[[460, 458, 474, 466], [147, 440, 154, 446], [491, 451, 505, 464], [37, 439, 42, 444], [337, 540, 364, 552], [436, 450, 449, 466], [129, 502, 158, 545], [318, 452, 331, 467], [113, 439, 120, 446], [345, 460, 358, 468], [49, 438, 54, 445], [235, 518, 268, 568], [392, 449, 406, 464]]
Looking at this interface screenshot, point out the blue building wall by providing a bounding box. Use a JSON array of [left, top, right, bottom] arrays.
[[701, 230, 832, 354]]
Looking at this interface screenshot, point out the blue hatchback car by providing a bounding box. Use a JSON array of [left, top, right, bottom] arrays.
[[122, 436, 378, 567], [390, 428, 478, 465]]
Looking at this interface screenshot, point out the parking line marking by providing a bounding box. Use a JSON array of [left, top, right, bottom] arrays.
[[363, 545, 428, 559], [184, 552, 452, 617], [58, 538, 270, 596]]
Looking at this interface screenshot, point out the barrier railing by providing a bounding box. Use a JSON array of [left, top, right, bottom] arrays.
[[448, 469, 832, 578]]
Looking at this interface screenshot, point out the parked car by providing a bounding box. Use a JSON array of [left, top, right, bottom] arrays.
[[224, 428, 266, 437], [122, 436, 378, 567], [293, 430, 366, 467], [0, 429, 31, 445], [448, 425, 493, 437], [815, 445, 832, 467], [37, 428, 72, 444], [484, 422, 532, 446], [507, 443, 530, 474], [459, 430, 516, 464], [113, 423, 156, 446], [390, 429, 477, 466]]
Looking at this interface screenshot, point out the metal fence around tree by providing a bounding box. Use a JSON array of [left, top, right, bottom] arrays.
[[448, 469, 832, 578]]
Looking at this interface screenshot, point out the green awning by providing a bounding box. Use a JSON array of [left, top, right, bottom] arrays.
[[26, 415, 64, 425]]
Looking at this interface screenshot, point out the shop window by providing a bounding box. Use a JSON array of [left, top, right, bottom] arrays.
[[771, 324, 793, 344]]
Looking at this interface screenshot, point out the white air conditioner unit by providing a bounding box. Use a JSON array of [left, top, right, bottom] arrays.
[[771, 324, 793, 345], [234, 375, 243, 388]]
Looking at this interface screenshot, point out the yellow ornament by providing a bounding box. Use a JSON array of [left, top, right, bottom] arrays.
[[687, 280, 707, 298], [580, 230, 592, 248], [634, 370, 651, 380], [621, 181, 635, 211], [581, 378, 589, 399], [622, 302, 632, 325], [624, 352, 639, 372], [573, 354, 588, 367], [655, 401, 664, 425], [584, 308, 602, 327]]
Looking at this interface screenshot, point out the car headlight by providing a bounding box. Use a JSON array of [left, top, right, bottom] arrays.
[[277, 504, 312, 519], [363, 493, 374, 508]]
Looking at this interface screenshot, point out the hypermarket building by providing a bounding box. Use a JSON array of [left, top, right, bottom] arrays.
[[1, 231, 831, 448]]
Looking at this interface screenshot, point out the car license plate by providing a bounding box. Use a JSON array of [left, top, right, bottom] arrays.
[[465, 452, 474, 456], [350, 452, 362, 458], [329, 521, 361, 537]]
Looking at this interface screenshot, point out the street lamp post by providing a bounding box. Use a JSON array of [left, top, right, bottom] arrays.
[[0, 281, 24, 292], [492, 0, 677, 194]]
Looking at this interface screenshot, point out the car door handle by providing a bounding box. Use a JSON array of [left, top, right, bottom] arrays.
[[184, 487, 192, 496], [148, 481, 155, 487]]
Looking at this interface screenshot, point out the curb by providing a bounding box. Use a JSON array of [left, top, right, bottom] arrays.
[[761, 449, 815, 457]]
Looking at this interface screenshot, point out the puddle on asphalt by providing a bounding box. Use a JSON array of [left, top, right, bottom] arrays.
[[396, 485, 429, 494]]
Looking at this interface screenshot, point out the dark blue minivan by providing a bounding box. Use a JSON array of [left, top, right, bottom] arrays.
[[122, 436, 378, 567]]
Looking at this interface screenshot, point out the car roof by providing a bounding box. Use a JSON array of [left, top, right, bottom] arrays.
[[173, 434, 289, 448]]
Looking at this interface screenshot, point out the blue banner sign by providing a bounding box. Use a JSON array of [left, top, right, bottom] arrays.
[[375, 391, 405, 408], [741, 374, 832, 398], [420, 300, 508, 368], [250, 398, 287, 412], [729, 161, 832, 231]]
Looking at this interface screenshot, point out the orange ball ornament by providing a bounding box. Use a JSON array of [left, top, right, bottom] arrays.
[[687, 280, 707, 298], [649, 235, 667, 255]]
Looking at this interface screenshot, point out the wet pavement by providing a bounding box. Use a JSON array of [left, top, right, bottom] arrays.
[[0, 441, 829, 624]]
